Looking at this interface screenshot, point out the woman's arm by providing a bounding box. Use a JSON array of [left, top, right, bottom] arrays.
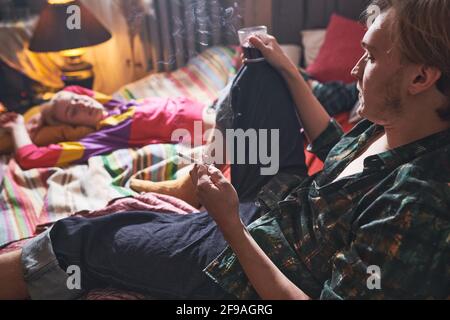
[[0, 113, 32, 149], [249, 35, 331, 143], [191, 165, 311, 300]]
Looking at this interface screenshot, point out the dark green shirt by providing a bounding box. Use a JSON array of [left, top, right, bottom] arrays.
[[204, 119, 450, 300]]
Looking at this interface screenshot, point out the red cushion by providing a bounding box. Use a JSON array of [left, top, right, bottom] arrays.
[[306, 14, 366, 84]]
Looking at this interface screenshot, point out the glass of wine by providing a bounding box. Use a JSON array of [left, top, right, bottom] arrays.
[[238, 26, 268, 63]]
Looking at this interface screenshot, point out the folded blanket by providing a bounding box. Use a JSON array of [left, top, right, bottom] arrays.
[[0, 191, 197, 301], [75, 192, 197, 219]]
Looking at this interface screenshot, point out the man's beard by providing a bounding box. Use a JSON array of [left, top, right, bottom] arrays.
[[383, 71, 404, 115]]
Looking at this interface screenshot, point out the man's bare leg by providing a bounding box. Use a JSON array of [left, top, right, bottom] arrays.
[[0, 250, 29, 300]]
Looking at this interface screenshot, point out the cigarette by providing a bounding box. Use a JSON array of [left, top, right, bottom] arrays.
[[178, 152, 212, 167]]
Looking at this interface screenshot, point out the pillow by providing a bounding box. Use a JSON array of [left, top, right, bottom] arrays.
[[280, 45, 302, 67], [301, 29, 326, 67], [306, 14, 366, 84], [0, 105, 95, 155], [0, 86, 108, 155]]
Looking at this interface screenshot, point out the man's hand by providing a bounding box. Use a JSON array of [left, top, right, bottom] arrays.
[[190, 164, 242, 230], [0, 113, 25, 132], [249, 34, 299, 78]]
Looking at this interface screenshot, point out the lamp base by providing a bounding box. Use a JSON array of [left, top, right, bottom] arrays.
[[61, 56, 95, 89]]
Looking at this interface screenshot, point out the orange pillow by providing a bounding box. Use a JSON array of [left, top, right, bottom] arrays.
[[0, 105, 95, 155], [0, 87, 111, 155]]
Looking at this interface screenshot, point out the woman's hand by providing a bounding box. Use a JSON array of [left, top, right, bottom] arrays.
[[0, 112, 32, 149], [0, 113, 25, 132], [25, 114, 43, 139], [190, 164, 242, 230], [249, 34, 299, 77]]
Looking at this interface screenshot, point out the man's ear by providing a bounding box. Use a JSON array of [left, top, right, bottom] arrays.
[[408, 66, 442, 95]]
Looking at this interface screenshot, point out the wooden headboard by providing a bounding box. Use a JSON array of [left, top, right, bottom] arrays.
[[242, 0, 370, 44]]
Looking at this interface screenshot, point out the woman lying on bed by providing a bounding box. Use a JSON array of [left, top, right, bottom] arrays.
[[0, 86, 210, 170], [0, 77, 357, 173]]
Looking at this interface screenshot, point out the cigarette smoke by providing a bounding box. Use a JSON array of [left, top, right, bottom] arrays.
[[124, 0, 243, 70]]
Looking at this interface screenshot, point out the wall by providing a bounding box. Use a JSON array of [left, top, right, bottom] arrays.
[[241, 0, 273, 32], [272, 0, 370, 44]]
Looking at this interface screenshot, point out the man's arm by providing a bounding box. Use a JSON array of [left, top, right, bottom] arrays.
[[192, 165, 311, 300], [281, 69, 333, 143], [221, 218, 311, 300], [250, 36, 331, 143]]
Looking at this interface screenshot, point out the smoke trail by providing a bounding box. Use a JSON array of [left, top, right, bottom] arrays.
[[117, 0, 243, 71]]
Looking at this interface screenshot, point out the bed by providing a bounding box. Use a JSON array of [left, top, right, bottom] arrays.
[[0, 45, 240, 248], [0, 0, 368, 299]]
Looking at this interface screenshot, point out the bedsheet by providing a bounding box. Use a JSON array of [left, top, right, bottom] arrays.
[[0, 143, 194, 247], [1, 46, 240, 248], [114, 46, 240, 106]]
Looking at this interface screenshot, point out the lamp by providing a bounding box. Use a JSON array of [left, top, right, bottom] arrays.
[[29, 0, 112, 89]]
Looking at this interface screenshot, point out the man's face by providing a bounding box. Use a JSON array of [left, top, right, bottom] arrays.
[[351, 8, 409, 126], [52, 92, 105, 127]]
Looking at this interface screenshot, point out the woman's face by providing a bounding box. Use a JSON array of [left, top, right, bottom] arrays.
[[52, 91, 105, 127]]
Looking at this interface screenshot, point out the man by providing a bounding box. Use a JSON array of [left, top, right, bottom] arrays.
[[0, 0, 449, 300]]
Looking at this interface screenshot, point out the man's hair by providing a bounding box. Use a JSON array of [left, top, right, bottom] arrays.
[[367, 0, 450, 121]]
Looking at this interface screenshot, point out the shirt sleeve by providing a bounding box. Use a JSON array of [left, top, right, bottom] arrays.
[[16, 144, 67, 170], [306, 119, 344, 162], [320, 199, 449, 300], [15, 127, 132, 170]]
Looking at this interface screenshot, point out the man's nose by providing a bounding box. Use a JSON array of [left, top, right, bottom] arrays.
[[351, 56, 365, 80]]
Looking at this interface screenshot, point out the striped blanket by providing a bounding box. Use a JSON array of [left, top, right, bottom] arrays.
[[0, 143, 192, 247], [0, 45, 239, 248], [114, 46, 240, 106]]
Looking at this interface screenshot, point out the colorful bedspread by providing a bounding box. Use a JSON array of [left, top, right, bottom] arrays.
[[0, 143, 191, 247], [114, 46, 240, 106]]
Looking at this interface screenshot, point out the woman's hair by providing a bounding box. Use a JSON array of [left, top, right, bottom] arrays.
[[40, 101, 61, 126], [367, 0, 450, 121]]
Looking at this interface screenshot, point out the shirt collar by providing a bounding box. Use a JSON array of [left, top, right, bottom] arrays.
[[363, 125, 450, 170]]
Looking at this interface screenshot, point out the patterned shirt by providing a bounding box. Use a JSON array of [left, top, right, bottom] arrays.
[[312, 81, 358, 117], [204, 119, 450, 300], [301, 70, 359, 116]]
